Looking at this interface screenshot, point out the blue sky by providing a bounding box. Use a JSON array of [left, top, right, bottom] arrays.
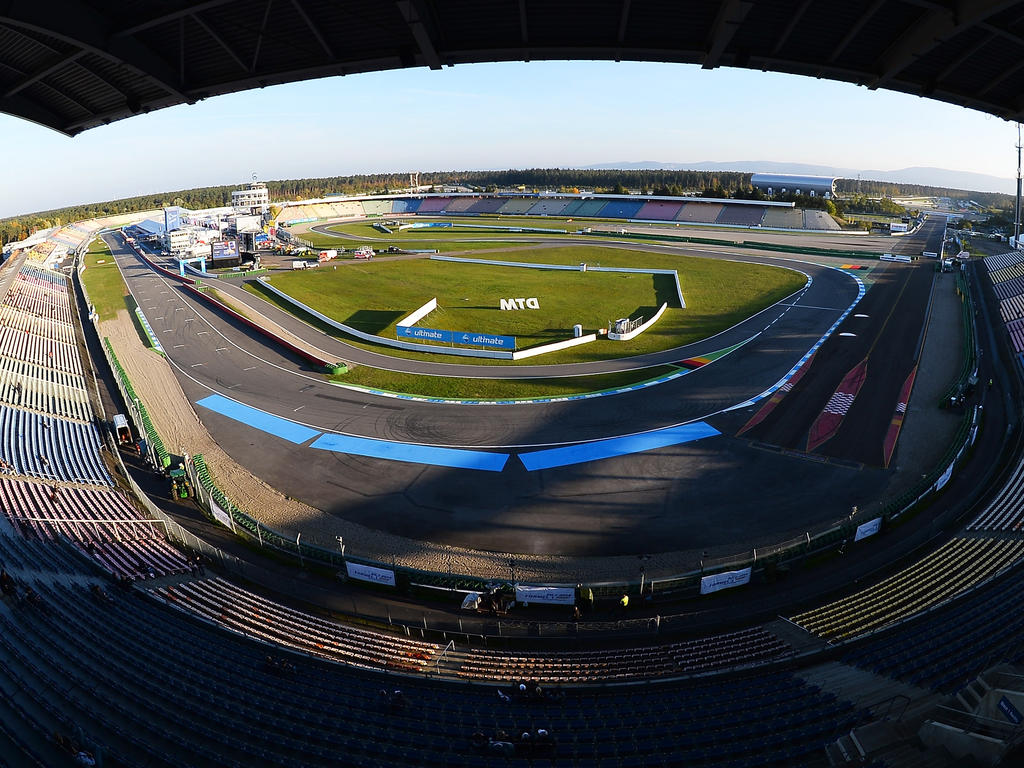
[[0, 60, 1017, 218]]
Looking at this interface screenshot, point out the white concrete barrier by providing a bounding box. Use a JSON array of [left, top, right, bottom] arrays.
[[608, 303, 668, 341], [512, 333, 598, 360], [396, 297, 437, 328]]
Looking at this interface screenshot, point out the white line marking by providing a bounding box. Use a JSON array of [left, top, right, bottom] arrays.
[[215, 347, 228, 352], [172, 344, 185, 349], [293, 405, 305, 412], [778, 303, 842, 311], [190, 363, 204, 368], [243, 366, 257, 371]]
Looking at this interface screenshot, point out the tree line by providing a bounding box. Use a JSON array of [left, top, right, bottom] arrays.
[[2, 169, 1015, 246]]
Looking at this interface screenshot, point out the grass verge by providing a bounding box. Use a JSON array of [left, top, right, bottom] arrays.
[[333, 364, 679, 400], [81, 236, 130, 321]]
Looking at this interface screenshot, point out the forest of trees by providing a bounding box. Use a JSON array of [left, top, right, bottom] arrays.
[[1, 168, 1015, 246]]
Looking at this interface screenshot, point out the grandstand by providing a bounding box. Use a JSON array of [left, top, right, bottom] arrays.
[[597, 199, 646, 219], [359, 200, 392, 217], [676, 202, 724, 223], [526, 199, 571, 216], [416, 197, 453, 213], [635, 200, 684, 220], [443, 196, 479, 213], [268, 193, 839, 233], [494, 197, 536, 215], [715, 205, 767, 227], [984, 250, 1024, 354], [466, 197, 507, 214]]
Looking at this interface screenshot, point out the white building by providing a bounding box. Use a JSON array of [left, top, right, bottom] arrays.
[[166, 228, 196, 255], [232, 182, 270, 215]]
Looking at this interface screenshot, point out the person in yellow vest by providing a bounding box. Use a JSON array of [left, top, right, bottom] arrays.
[[619, 593, 629, 610]]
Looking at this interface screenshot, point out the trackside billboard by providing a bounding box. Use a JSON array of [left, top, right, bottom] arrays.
[[397, 325, 515, 349], [700, 567, 752, 595], [345, 562, 396, 587]]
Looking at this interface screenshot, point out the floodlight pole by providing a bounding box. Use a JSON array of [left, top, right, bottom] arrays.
[[1016, 123, 1022, 249]]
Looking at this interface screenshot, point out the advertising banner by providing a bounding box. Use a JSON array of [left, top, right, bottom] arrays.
[[453, 331, 516, 349], [514, 585, 576, 606], [854, 517, 882, 542], [397, 325, 453, 343], [345, 561, 397, 587], [396, 326, 515, 349], [700, 567, 752, 595], [211, 240, 238, 260], [209, 498, 233, 530], [999, 696, 1023, 725], [164, 206, 182, 233]]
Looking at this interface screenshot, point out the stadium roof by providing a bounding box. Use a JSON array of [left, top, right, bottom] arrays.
[[750, 173, 837, 190], [4, 1, 1024, 136]]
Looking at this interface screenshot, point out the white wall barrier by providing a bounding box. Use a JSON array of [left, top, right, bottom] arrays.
[[511, 333, 597, 360], [396, 297, 437, 328], [608, 303, 668, 341]]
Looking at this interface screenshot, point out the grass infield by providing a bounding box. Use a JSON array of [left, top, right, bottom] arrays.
[[248, 245, 804, 366]]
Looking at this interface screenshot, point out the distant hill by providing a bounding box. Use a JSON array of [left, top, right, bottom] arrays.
[[583, 160, 1015, 195]]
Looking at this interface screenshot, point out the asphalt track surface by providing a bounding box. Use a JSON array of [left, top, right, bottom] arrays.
[[738, 218, 946, 467], [102, 229, 922, 557]]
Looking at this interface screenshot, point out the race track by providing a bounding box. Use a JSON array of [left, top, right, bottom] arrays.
[[103, 224, 935, 558]]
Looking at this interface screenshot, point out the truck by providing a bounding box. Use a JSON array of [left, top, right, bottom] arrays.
[[317, 249, 338, 262], [353, 245, 375, 260], [291, 260, 308, 270], [113, 414, 132, 445]]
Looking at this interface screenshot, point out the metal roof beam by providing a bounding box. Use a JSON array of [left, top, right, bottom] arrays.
[[0, 88, 78, 134], [617, 0, 631, 44], [289, 0, 335, 61], [702, 0, 752, 70], [114, 0, 238, 38], [4, 48, 86, 98], [250, 0, 274, 73], [190, 13, 248, 73], [0, 0, 186, 100], [396, 0, 442, 70], [829, 0, 886, 63], [870, 0, 1018, 88], [771, 0, 812, 55]]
